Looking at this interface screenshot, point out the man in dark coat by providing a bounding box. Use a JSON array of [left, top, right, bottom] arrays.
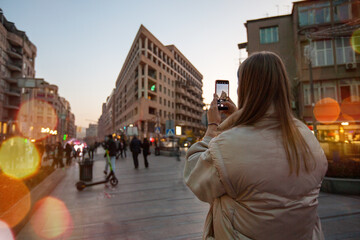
[[65, 143, 73, 166], [141, 138, 150, 168], [130, 136, 142, 169]]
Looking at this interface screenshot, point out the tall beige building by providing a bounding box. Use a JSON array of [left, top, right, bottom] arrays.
[[0, 10, 37, 140], [100, 25, 204, 139]]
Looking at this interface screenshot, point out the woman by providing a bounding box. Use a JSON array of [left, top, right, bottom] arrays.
[[184, 52, 328, 239]]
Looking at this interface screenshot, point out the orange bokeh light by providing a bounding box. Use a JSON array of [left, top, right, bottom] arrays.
[[30, 197, 73, 239], [341, 96, 360, 121], [313, 98, 341, 124], [0, 174, 31, 228], [16, 99, 58, 141], [0, 220, 14, 240]]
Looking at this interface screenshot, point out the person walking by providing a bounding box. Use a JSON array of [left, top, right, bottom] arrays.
[[65, 143, 72, 166], [130, 136, 142, 169], [104, 135, 117, 175], [141, 138, 150, 168], [184, 52, 328, 239], [52, 142, 64, 168], [121, 138, 127, 158]]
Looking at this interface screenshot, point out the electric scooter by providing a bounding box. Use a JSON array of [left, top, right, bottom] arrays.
[[76, 151, 118, 191]]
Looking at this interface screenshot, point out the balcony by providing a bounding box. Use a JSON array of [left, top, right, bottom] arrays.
[[7, 32, 22, 47], [3, 77, 17, 84], [5, 61, 22, 72], [4, 88, 21, 97], [6, 48, 23, 60], [4, 103, 20, 110]]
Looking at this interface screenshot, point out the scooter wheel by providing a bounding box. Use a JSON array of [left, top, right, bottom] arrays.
[[76, 181, 86, 191], [110, 177, 118, 186]]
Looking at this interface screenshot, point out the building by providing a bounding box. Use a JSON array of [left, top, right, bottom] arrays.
[[0, 9, 37, 140], [240, 0, 360, 143], [86, 124, 98, 138], [76, 126, 86, 139], [100, 25, 205, 139], [18, 82, 76, 143]]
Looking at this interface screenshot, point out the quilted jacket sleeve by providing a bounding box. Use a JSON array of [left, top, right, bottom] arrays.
[[184, 136, 226, 203]]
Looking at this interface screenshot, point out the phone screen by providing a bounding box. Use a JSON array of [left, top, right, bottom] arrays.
[[216, 80, 229, 110], [216, 81, 229, 100]]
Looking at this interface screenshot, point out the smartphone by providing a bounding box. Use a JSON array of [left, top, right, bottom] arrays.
[[215, 80, 229, 110]]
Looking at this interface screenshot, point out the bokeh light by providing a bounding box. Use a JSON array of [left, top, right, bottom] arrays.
[[30, 197, 73, 239], [341, 96, 360, 120], [351, 29, 360, 54], [0, 174, 31, 228], [0, 220, 14, 240], [0, 137, 40, 179], [16, 99, 58, 141], [313, 98, 341, 124]]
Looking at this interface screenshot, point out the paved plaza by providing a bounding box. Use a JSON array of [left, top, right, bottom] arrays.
[[17, 149, 360, 240]]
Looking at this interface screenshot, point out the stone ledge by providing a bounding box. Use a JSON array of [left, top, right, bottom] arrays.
[[321, 177, 360, 195], [9, 168, 67, 236]]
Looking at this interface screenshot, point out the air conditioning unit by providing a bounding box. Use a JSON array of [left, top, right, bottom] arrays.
[[345, 62, 357, 70]]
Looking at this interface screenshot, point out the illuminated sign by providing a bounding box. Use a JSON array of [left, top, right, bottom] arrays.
[[41, 128, 57, 135]]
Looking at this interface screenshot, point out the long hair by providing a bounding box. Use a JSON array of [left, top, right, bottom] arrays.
[[234, 51, 314, 175]]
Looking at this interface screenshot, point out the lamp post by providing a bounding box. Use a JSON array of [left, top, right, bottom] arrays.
[[305, 35, 318, 139]]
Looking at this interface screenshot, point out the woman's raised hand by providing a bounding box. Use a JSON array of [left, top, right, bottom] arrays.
[[221, 97, 237, 117], [208, 94, 221, 125]]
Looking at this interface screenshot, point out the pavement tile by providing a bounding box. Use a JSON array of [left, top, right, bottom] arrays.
[[16, 149, 360, 239]]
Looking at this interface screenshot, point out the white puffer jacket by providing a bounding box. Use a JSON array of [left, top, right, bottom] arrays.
[[184, 108, 328, 240]]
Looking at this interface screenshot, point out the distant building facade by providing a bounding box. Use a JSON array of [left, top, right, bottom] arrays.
[[240, 0, 360, 142], [86, 124, 98, 138], [0, 10, 37, 140], [100, 25, 205, 139]]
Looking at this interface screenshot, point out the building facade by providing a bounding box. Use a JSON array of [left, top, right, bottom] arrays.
[[101, 25, 205, 139], [86, 124, 98, 138], [18, 82, 76, 143], [240, 0, 360, 143], [0, 10, 37, 140]]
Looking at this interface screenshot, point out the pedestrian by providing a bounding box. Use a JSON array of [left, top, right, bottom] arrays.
[[52, 142, 64, 168], [88, 142, 96, 160], [141, 138, 150, 168], [104, 135, 117, 175], [65, 143, 72, 166], [130, 136, 141, 169], [184, 52, 328, 239], [121, 138, 127, 158]]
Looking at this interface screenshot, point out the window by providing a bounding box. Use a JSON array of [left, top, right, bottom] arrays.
[[168, 89, 170, 96], [340, 85, 351, 102], [159, 97, 162, 104], [336, 37, 355, 64], [308, 40, 334, 67], [298, 2, 330, 26], [164, 98, 166, 106], [303, 85, 321, 106], [322, 87, 337, 100], [334, 0, 351, 22], [168, 100, 170, 107], [260, 27, 279, 44], [164, 87, 166, 93], [149, 107, 155, 115], [159, 110, 162, 117]]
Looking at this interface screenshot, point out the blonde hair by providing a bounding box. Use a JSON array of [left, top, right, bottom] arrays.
[[234, 51, 314, 175]]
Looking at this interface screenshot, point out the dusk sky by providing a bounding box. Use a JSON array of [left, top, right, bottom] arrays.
[[1, 0, 295, 127]]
